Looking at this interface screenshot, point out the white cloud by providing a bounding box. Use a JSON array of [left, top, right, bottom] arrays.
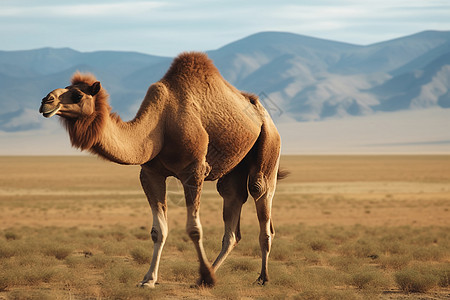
[[0, 1, 166, 18]]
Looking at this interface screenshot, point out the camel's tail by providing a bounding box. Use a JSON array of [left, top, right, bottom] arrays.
[[277, 168, 290, 180]]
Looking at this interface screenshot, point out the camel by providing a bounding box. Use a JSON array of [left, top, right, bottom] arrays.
[[39, 52, 285, 287]]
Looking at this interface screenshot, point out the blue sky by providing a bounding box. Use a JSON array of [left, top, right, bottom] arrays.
[[1, 0, 450, 56]]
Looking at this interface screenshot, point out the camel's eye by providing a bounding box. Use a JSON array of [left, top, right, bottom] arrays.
[[72, 92, 83, 103]]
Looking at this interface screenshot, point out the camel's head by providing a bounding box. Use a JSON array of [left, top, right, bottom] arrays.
[[39, 77, 101, 119], [39, 73, 111, 150]]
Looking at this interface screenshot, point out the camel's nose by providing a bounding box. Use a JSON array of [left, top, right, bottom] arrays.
[[39, 94, 57, 114], [41, 94, 55, 105]]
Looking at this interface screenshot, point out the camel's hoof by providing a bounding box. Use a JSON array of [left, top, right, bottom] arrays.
[[254, 276, 268, 286], [196, 273, 216, 288], [196, 281, 215, 288], [196, 278, 216, 288], [197, 265, 216, 287], [137, 281, 157, 288]]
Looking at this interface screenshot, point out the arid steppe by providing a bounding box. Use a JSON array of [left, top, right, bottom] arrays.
[[0, 155, 449, 299]]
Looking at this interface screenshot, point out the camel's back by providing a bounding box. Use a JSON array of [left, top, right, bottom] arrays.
[[162, 52, 262, 115], [162, 52, 217, 84]]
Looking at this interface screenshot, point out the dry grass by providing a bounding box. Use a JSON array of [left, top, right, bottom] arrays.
[[0, 155, 449, 299]]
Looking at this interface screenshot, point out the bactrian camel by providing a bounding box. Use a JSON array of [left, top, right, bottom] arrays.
[[39, 52, 286, 287]]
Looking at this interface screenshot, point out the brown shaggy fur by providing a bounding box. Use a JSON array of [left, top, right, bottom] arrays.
[[62, 72, 117, 150], [163, 52, 218, 84]]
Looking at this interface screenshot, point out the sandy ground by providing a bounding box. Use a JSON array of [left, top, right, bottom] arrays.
[[1, 155, 449, 229], [0, 155, 449, 299]]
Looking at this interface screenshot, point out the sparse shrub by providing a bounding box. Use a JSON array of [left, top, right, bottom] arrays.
[[23, 267, 58, 285], [64, 255, 83, 268], [395, 266, 439, 293], [292, 267, 355, 299], [0, 270, 10, 292], [89, 253, 111, 268], [339, 238, 379, 258], [102, 240, 128, 255], [133, 231, 149, 240], [296, 289, 359, 300], [309, 239, 330, 251], [174, 239, 190, 252], [349, 267, 389, 290], [379, 254, 411, 270], [433, 264, 450, 287], [306, 266, 349, 288], [351, 271, 374, 289], [168, 261, 197, 282], [271, 238, 295, 260], [101, 282, 160, 300], [327, 226, 354, 245], [328, 255, 361, 272], [382, 240, 408, 255], [44, 245, 72, 260], [272, 271, 300, 290], [131, 226, 150, 241], [12, 240, 39, 257], [105, 227, 129, 241], [130, 246, 150, 264], [17, 254, 43, 267], [0, 243, 14, 258], [303, 250, 321, 265], [4, 231, 20, 240], [105, 265, 137, 284], [202, 239, 219, 255], [236, 239, 260, 257], [8, 290, 53, 300], [229, 258, 256, 272], [270, 264, 301, 289], [211, 284, 241, 300], [412, 246, 445, 261]]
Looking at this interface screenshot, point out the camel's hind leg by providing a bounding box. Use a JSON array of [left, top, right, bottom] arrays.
[[213, 161, 249, 271], [138, 166, 168, 288], [248, 123, 281, 285]]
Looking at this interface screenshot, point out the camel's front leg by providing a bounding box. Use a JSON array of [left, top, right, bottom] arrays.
[[138, 167, 168, 288], [182, 169, 216, 286]]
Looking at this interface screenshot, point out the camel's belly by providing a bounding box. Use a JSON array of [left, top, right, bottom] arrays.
[[204, 122, 260, 180], [201, 91, 265, 180]]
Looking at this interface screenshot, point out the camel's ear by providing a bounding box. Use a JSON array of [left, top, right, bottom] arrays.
[[89, 82, 101, 96]]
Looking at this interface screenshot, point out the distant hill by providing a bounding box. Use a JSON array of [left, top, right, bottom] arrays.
[[1, 30, 450, 133]]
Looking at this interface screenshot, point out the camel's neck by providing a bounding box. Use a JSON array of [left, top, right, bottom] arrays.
[[91, 114, 163, 165], [85, 83, 167, 165]]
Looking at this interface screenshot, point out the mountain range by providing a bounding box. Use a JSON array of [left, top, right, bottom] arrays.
[[0, 30, 449, 134]]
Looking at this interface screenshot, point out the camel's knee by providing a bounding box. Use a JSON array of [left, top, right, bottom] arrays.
[[259, 233, 272, 252], [151, 227, 167, 244], [186, 224, 202, 243], [248, 173, 267, 200], [222, 227, 241, 248], [188, 230, 201, 242]]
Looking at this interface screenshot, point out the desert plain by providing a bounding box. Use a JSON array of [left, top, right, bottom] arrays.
[[0, 155, 449, 299]]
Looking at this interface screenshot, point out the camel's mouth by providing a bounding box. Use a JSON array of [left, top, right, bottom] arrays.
[[40, 103, 61, 118]]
